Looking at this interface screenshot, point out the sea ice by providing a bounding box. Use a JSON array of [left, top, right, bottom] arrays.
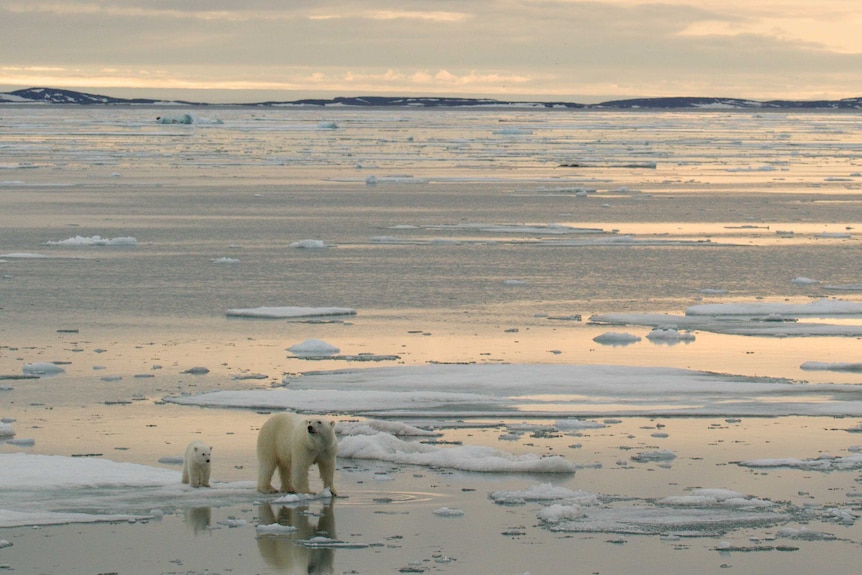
[[256, 522, 298, 534], [791, 276, 819, 285], [22, 362, 65, 376], [287, 339, 340, 356], [164, 363, 862, 417], [0, 422, 14, 437], [593, 332, 641, 346], [336, 419, 438, 437], [225, 306, 356, 319], [44, 235, 137, 246], [489, 483, 600, 506], [686, 298, 862, 316], [800, 361, 862, 372], [631, 449, 677, 463], [433, 507, 465, 517], [645, 327, 695, 342], [737, 453, 862, 471], [289, 239, 327, 249], [337, 431, 577, 473]]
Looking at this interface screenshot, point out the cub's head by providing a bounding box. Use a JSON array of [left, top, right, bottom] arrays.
[[194, 445, 213, 464]]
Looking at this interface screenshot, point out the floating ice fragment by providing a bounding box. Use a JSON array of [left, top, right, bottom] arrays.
[[777, 527, 837, 540], [433, 507, 464, 517], [156, 114, 221, 125], [23, 362, 64, 376], [317, 121, 338, 129], [738, 453, 862, 471], [336, 419, 437, 437], [631, 449, 676, 463], [0, 422, 14, 437], [181, 367, 210, 375], [338, 432, 577, 473], [492, 127, 532, 135], [593, 332, 641, 346], [212, 257, 240, 264], [790, 277, 819, 285], [44, 235, 137, 246], [800, 361, 862, 373], [255, 523, 298, 534], [288, 339, 340, 356], [538, 504, 584, 524], [490, 483, 599, 506], [646, 327, 695, 342], [555, 419, 607, 430], [226, 306, 356, 319], [289, 239, 327, 249]]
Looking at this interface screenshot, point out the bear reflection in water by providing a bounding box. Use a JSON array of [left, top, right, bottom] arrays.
[[256, 501, 336, 574], [183, 506, 212, 534]]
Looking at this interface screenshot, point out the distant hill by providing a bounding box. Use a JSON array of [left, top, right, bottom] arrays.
[[2, 87, 861, 110], [0, 87, 203, 106], [594, 96, 862, 110]]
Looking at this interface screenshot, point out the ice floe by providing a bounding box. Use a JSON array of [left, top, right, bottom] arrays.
[[591, 298, 862, 337], [289, 239, 327, 249], [0, 453, 257, 528], [164, 363, 862, 417], [22, 362, 65, 376], [800, 362, 862, 372], [686, 298, 862, 317], [337, 431, 577, 473], [225, 306, 356, 319], [288, 339, 340, 356], [737, 453, 862, 471], [44, 235, 137, 246], [593, 332, 641, 346]]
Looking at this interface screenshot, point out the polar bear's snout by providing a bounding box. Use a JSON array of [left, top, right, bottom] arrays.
[[307, 424, 317, 434]]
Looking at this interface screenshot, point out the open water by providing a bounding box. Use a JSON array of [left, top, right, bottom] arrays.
[[1, 105, 861, 574]]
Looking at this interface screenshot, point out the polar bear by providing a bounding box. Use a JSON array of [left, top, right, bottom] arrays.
[[257, 413, 338, 495], [182, 440, 212, 488]]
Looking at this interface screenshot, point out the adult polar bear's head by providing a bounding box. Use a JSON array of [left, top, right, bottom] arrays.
[[304, 418, 337, 448]]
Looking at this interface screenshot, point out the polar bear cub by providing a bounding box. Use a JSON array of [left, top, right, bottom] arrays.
[[182, 440, 212, 488], [257, 413, 338, 495]]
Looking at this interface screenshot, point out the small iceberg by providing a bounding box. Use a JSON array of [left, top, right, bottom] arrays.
[[593, 332, 641, 346], [23, 362, 65, 376], [288, 339, 340, 356]]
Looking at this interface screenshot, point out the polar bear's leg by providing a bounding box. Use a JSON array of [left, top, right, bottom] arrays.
[[201, 464, 211, 488], [278, 460, 295, 493], [257, 456, 278, 493], [290, 462, 311, 494], [182, 463, 190, 485], [317, 457, 337, 496]]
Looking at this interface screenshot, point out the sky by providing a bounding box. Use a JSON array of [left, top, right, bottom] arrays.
[[2, 0, 862, 103]]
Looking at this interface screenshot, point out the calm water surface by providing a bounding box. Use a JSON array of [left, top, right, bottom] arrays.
[[1, 106, 861, 574]]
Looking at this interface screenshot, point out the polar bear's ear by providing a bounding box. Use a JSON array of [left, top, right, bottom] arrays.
[[329, 420, 335, 428], [194, 446, 199, 453]]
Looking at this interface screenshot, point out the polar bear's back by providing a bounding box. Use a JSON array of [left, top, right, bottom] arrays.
[[258, 413, 298, 460]]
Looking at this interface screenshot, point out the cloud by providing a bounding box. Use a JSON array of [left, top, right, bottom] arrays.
[[2, 0, 861, 100]]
